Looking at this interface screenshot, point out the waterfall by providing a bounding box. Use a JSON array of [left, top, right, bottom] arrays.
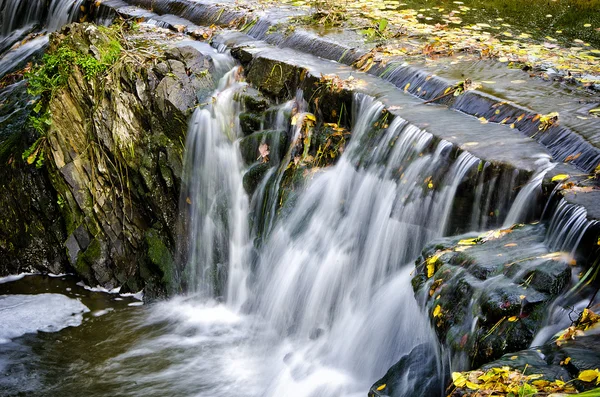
[[545, 198, 598, 254], [0, 0, 83, 58], [177, 66, 251, 308], [503, 154, 555, 227], [238, 95, 484, 394]]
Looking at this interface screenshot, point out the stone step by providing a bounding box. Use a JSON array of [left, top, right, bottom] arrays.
[[114, 0, 600, 173]]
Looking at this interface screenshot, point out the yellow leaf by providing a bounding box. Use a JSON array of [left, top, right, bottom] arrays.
[[508, 316, 518, 322], [433, 304, 442, 317], [428, 181, 434, 189], [466, 381, 480, 390], [404, 83, 410, 92], [578, 369, 600, 383], [376, 384, 386, 391], [291, 115, 298, 126], [426, 253, 441, 277], [452, 372, 467, 387], [504, 243, 517, 247], [458, 238, 478, 245], [510, 356, 518, 360], [478, 117, 488, 124], [519, 295, 526, 300], [552, 174, 570, 182], [305, 113, 317, 122]]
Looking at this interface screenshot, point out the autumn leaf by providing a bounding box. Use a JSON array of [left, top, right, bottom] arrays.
[[578, 369, 600, 384], [258, 143, 270, 163]]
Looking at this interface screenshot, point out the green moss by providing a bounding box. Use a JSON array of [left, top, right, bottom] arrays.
[[145, 229, 175, 289], [75, 238, 101, 281]]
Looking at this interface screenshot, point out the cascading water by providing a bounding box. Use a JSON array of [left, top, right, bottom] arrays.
[[177, 66, 251, 308], [0, 0, 85, 77]]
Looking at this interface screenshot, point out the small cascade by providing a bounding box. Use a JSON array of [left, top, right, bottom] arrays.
[[177, 66, 251, 308], [0, 0, 84, 58], [545, 198, 599, 254], [244, 95, 488, 394], [46, 0, 85, 32], [503, 154, 555, 227]]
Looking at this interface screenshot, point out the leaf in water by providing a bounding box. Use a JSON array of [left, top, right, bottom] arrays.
[[433, 304, 442, 317], [404, 82, 410, 92], [258, 143, 270, 163], [458, 238, 479, 245], [508, 316, 518, 322], [378, 18, 388, 32], [504, 243, 517, 247], [376, 384, 386, 391]]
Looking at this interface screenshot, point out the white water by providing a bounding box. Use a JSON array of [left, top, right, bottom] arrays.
[[169, 68, 497, 395], [0, 294, 89, 343], [177, 66, 251, 309], [503, 154, 555, 227]]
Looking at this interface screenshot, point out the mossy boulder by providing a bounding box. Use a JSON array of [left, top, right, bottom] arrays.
[[412, 224, 572, 367]]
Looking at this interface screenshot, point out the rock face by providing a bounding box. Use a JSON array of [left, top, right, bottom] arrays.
[[412, 224, 572, 368], [0, 23, 216, 298]]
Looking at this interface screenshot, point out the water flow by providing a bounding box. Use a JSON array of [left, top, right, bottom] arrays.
[[503, 154, 555, 227], [242, 95, 483, 395], [545, 198, 598, 254], [178, 66, 250, 308], [1, 0, 83, 37]]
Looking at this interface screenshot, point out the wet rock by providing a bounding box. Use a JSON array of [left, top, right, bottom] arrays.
[[243, 55, 303, 99], [369, 343, 443, 397], [238, 129, 287, 166], [239, 112, 263, 136], [412, 224, 573, 367], [235, 86, 270, 113], [0, 23, 218, 298], [243, 162, 270, 196]]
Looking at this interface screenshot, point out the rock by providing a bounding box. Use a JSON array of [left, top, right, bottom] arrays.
[[238, 129, 288, 166], [235, 86, 270, 113], [239, 112, 263, 136], [0, 22, 219, 298], [412, 224, 573, 367], [243, 162, 271, 196], [369, 343, 443, 397]]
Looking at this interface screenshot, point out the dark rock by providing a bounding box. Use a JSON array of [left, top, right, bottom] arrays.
[[238, 130, 287, 166], [243, 162, 270, 196], [235, 86, 270, 112], [412, 224, 573, 366], [239, 112, 263, 136], [369, 343, 443, 397]]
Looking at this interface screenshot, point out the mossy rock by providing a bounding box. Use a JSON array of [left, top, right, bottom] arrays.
[[238, 129, 288, 166], [243, 162, 271, 196], [239, 112, 263, 136]]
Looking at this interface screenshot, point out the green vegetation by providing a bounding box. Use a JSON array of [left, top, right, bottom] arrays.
[[23, 24, 123, 167]]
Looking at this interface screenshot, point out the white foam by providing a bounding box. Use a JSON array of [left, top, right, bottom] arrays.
[[91, 308, 114, 317], [0, 273, 36, 284], [0, 294, 89, 343], [75, 281, 122, 294], [119, 290, 144, 301]]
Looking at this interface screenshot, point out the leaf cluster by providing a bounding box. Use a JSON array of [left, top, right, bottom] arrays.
[[449, 366, 577, 396]]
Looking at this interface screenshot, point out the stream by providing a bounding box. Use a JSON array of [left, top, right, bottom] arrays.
[[1, 0, 599, 396]]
